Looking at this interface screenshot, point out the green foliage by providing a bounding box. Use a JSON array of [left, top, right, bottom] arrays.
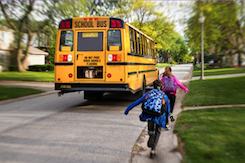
[[175, 107, 245, 163], [184, 1, 245, 65], [8, 65, 18, 71], [0, 86, 44, 101], [28, 64, 54, 72]]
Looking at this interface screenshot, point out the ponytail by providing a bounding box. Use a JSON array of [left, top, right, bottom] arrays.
[[163, 66, 175, 78]]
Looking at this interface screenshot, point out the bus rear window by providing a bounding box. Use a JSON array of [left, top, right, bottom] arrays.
[[59, 31, 73, 51], [77, 32, 103, 51], [107, 30, 121, 51]]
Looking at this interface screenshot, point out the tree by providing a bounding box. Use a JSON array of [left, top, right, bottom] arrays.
[[184, 1, 245, 66], [0, 1, 55, 72], [110, 1, 176, 62]]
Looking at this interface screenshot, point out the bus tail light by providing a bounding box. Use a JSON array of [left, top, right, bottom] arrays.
[[67, 55, 72, 62], [63, 55, 68, 61], [108, 54, 112, 61], [59, 55, 72, 62], [112, 55, 117, 61], [107, 73, 111, 78], [69, 73, 73, 78], [108, 54, 121, 62]]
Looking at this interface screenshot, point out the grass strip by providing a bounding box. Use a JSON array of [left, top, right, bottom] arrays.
[[182, 76, 245, 107], [0, 86, 45, 101], [156, 63, 173, 68], [174, 107, 245, 163], [0, 71, 54, 82], [193, 67, 245, 77]]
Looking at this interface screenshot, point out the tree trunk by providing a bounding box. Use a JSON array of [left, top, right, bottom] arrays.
[[21, 31, 34, 72]]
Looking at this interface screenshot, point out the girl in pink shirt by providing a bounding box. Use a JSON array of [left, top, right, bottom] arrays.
[[161, 66, 189, 129]]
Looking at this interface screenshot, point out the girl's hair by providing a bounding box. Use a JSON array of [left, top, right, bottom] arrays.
[[161, 66, 174, 78], [153, 79, 163, 89]]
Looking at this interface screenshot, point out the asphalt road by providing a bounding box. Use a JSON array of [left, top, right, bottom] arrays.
[[0, 64, 193, 163]]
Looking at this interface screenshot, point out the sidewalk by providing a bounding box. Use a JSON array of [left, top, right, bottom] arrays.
[[131, 71, 245, 163], [131, 66, 193, 163], [192, 73, 245, 80]]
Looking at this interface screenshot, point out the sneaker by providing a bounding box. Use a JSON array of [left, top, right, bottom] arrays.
[[150, 152, 156, 159], [147, 134, 155, 148], [166, 124, 171, 130], [170, 115, 175, 122]]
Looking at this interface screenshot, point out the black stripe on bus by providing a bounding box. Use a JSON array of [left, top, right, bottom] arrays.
[[128, 53, 156, 59], [107, 62, 155, 66], [55, 63, 73, 65], [139, 69, 156, 73], [128, 69, 156, 75], [128, 72, 137, 75]]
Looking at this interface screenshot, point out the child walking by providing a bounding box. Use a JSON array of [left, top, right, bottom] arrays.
[[161, 66, 188, 129], [124, 79, 170, 158]]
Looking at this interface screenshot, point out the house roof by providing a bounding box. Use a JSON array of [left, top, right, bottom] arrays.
[[29, 46, 48, 56]]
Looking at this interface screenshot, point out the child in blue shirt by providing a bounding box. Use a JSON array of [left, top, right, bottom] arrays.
[[124, 79, 170, 158]]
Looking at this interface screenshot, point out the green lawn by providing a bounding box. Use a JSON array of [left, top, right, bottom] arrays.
[[193, 67, 245, 77], [175, 107, 245, 163], [0, 71, 54, 82], [182, 76, 245, 107], [0, 86, 45, 101], [156, 63, 172, 68]]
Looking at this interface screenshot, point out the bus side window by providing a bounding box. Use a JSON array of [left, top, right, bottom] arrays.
[[129, 27, 134, 53], [59, 31, 73, 51]]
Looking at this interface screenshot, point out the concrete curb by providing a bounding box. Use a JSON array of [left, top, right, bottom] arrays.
[[183, 104, 245, 111], [191, 73, 245, 80], [0, 90, 58, 105]]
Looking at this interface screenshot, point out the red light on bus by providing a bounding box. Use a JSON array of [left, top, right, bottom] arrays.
[[116, 20, 122, 27], [107, 73, 111, 78], [84, 18, 87, 21], [112, 54, 117, 61], [110, 19, 123, 28], [59, 20, 72, 29], [111, 20, 117, 28], [89, 18, 93, 21], [69, 73, 73, 78], [95, 18, 98, 20], [63, 55, 68, 61]]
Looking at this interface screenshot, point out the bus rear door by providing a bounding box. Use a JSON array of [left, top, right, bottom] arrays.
[[74, 30, 106, 82]]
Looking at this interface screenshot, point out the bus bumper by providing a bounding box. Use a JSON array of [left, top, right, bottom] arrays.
[[55, 83, 129, 92]]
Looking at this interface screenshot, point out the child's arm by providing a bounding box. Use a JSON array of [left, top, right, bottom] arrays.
[[124, 93, 148, 115], [174, 77, 189, 93]]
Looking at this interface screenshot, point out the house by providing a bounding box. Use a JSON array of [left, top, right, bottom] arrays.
[[0, 25, 49, 71]]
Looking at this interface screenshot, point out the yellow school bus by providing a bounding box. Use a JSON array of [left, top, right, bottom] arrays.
[[55, 16, 159, 99]]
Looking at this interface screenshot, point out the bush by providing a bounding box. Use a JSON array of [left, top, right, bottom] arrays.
[[47, 64, 54, 71], [0, 62, 3, 66], [28, 64, 54, 72], [28, 65, 48, 72], [9, 65, 18, 71]]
